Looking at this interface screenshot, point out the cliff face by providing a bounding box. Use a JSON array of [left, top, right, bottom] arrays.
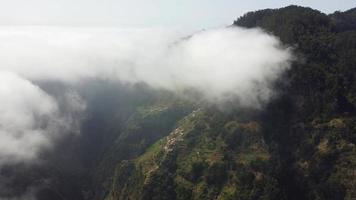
[[104, 6, 356, 200]]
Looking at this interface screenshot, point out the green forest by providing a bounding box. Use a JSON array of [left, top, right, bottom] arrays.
[[96, 5, 356, 200]]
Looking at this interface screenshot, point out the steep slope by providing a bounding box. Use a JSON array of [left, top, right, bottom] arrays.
[[236, 5, 356, 199], [105, 5, 356, 200], [107, 109, 280, 200], [91, 93, 194, 199]]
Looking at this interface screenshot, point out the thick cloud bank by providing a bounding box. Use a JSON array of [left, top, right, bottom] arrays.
[[0, 26, 292, 105], [0, 26, 292, 165]]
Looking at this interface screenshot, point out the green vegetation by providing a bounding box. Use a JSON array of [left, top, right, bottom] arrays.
[[235, 5, 356, 200], [106, 110, 278, 200], [103, 5, 356, 200]]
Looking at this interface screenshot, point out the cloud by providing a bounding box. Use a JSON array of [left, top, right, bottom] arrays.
[[0, 71, 85, 165], [0, 71, 57, 164], [0, 26, 292, 107]]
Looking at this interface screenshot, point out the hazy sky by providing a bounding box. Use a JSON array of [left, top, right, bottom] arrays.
[[0, 0, 355, 28]]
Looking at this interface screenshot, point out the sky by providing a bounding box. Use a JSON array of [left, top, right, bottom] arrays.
[[0, 0, 354, 28]]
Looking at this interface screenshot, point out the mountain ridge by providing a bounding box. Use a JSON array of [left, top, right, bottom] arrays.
[[102, 5, 356, 200]]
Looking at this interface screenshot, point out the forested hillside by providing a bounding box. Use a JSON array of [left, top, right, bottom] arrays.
[[103, 6, 356, 200]]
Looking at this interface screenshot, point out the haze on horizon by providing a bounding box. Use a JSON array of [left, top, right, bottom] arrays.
[[0, 0, 354, 28]]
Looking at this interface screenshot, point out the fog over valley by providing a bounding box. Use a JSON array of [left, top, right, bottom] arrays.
[[0, 2, 355, 200]]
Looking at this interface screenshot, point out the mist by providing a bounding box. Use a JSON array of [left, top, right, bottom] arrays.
[[0, 26, 292, 103], [0, 24, 296, 200]]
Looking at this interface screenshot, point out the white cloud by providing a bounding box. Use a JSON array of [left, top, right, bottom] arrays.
[[0, 26, 292, 107], [0, 71, 85, 165], [0, 71, 57, 164]]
